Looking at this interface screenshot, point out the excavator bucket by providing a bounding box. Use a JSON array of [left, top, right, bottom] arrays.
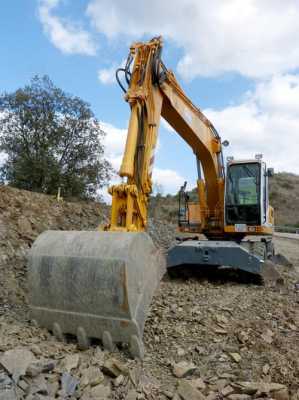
[[28, 231, 165, 359]]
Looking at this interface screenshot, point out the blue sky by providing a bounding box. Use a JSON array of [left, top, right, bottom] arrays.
[[1, 1, 299, 194]]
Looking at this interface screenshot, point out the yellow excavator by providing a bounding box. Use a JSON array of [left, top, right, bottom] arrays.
[[28, 37, 276, 359]]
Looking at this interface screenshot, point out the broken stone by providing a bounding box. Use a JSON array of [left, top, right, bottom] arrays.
[[228, 395, 251, 400], [177, 379, 206, 400], [41, 360, 56, 373], [221, 385, 235, 397], [258, 382, 288, 398], [272, 388, 289, 400], [61, 353, 79, 372], [173, 394, 181, 400], [126, 389, 138, 400], [288, 323, 297, 331], [173, 361, 197, 378], [17, 216, 33, 237], [0, 388, 16, 400], [229, 353, 241, 363], [26, 362, 43, 378], [129, 367, 141, 387], [232, 382, 260, 395], [27, 375, 48, 396], [46, 380, 59, 397], [154, 335, 160, 343], [61, 372, 79, 396], [190, 378, 206, 391], [81, 366, 104, 387], [215, 379, 228, 391], [26, 359, 55, 377], [177, 348, 186, 357], [114, 374, 124, 387], [214, 328, 228, 334], [0, 348, 36, 383], [84, 383, 111, 400], [205, 393, 218, 400], [0, 372, 12, 390], [262, 364, 270, 375], [163, 389, 175, 399], [28, 395, 54, 400], [215, 314, 229, 325], [30, 345, 42, 356], [261, 329, 274, 344], [102, 358, 128, 378], [237, 331, 249, 344], [218, 373, 236, 380], [91, 347, 105, 366], [232, 382, 287, 396], [18, 379, 28, 392], [218, 353, 229, 362]]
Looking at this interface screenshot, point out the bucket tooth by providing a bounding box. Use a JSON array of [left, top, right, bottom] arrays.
[[28, 231, 165, 358], [102, 331, 115, 352], [53, 322, 65, 342], [129, 334, 144, 359], [77, 327, 90, 350]]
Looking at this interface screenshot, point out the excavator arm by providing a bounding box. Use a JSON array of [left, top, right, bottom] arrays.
[[108, 37, 225, 235]]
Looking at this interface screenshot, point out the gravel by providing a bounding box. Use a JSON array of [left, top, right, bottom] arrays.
[[0, 185, 299, 399]]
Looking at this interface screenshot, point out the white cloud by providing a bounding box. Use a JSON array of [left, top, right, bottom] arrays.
[[101, 120, 185, 197], [152, 168, 185, 195], [86, 0, 299, 79], [98, 59, 126, 85], [98, 66, 116, 85], [101, 121, 127, 170], [38, 0, 97, 56], [204, 74, 299, 173]]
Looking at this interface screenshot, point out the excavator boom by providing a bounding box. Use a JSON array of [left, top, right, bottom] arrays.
[[109, 37, 225, 235]]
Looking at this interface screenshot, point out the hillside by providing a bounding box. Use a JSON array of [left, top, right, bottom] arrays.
[[269, 173, 299, 227], [149, 172, 299, 228], [0, 185, 109, 308]]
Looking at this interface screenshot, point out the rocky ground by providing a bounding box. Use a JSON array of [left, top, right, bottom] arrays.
[[0, 185, 299, 400]]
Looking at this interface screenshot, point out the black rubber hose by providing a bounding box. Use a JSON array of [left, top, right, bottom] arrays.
[[116, 68, 128, 93]]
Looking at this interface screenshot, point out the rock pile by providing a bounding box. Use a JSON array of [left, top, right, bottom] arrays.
[[0, 185, 109, 311], [0, 185, 299, 399]]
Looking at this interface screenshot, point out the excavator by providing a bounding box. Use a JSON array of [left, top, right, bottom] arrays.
[[28, 37, 276, 359]]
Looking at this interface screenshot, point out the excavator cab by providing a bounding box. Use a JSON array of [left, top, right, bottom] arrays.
[[224, 157, 274, 236]]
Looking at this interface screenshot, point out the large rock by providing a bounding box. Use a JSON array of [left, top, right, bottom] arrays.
[[0, 388, 16, 400], [102, 358, 128, 378], [60, 353, 80, 372], [177, 380, 206, 400], [82, 383, 111, 400], [232, 381, 288, 399], [60, 372, 79, 397], [173, 361, 197, 378], [80, 366, 104, 387], [0, 348, 36, 382], [26, 359, 55, 377]]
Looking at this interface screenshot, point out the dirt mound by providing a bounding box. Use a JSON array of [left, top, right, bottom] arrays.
[[0, 185, 299, 399], [0, 185, 109, 310], [269, 172, 299, 227]]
